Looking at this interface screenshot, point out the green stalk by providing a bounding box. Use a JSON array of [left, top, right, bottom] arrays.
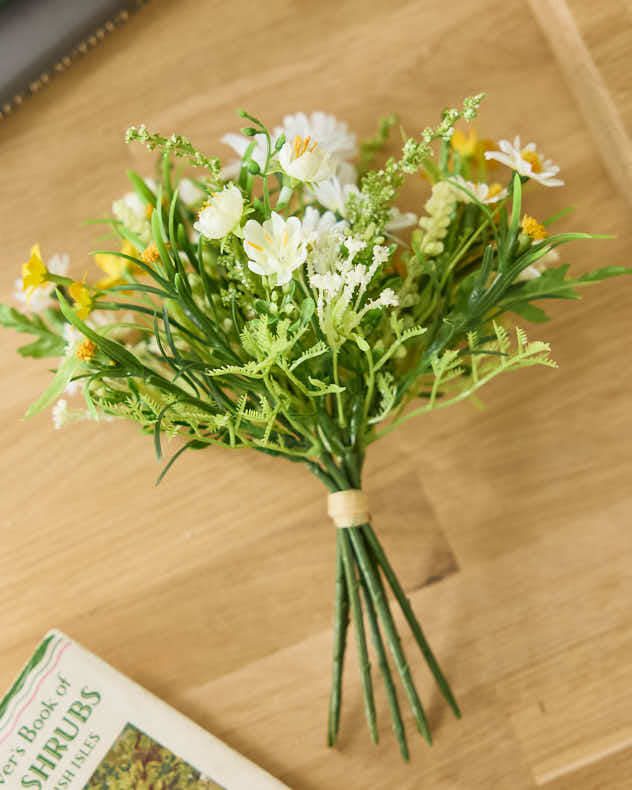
[[355, 533, 409, 760], [349, 526, 432, 744], [339, 528, 379, 744], [328, 533, 350, 745], [363, 522, 461, 719]]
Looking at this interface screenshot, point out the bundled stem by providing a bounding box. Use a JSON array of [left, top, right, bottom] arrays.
[[324, 459, 460, 760]]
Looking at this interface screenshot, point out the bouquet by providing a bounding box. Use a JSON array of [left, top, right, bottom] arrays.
[[3, 94, 628, 760]]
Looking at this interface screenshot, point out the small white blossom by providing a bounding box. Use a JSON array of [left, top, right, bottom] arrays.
[[447, 175, 508, 204], [312, 176, 362, 217], [194, 184, 244, 240], [243, 212, 307, 286], [365, 287, 399, 310], [47, 253, 70, 276], [52, 399, 68, 430], [307, 237, 396, 347], [178, 178, 205, 206], [113, 191, 152, 244], [517, 247, 560, 281], [278, 136, 337, 183], [485, 137, 564, 187], [385, 207, 418, 231], [301, 206, 347, 241], [13, 278, 51, 311]]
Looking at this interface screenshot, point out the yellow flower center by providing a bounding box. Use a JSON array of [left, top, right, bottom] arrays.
[[520, 150, 542, 173], [292, 135, 318, 159], [521, 214, 548, 240], [76, 339, 97, 361], [140, 243, 161, 265], [487, 183, 503, 199]]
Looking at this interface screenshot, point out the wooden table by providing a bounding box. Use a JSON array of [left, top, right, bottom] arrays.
[[1, 1, 631, 787]]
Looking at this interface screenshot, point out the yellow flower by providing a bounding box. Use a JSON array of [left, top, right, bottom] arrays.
[[140, 242, 161, 265], [94, 239, 143, 289], [521, 214, 548, 240], [21, 244, 48, 298], [68, 279, 93, 319], [451, 128, 478, 158], [76, 339, 97, 361]]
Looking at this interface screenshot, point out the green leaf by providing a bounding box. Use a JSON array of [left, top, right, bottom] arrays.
[[25, 353, 82, 417], [56, 290, 145, 374], [151, 190, 174, 278], [509, 171, 522, 235], [300, 297, 315, 324], [506, 302, 550, 323], [0, 304, 66, 358], [577, 265, 631, 283], [127, 170, 156, 206], [354, 334, 370, 352]]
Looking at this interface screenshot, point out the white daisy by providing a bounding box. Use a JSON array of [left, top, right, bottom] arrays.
[[301, 206, 347, 241], [193, 184, 243, 240], [447, 175, 508, 204], [485, 136, 564, 187], [243, 212, 307, 286]]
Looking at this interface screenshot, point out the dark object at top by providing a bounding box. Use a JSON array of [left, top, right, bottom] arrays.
[[0, 0, 142, 118]]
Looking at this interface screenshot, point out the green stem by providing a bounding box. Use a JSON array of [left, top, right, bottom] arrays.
[[332, 348, 345, 427], [355, 533, 410, 760], [328, 533, 350, 745], [321, 453, 350, 491], [339, 529, 379, 744], [349, 526, 432, 744], [363, 522, 461, 719], [362, 344, 375, 423]]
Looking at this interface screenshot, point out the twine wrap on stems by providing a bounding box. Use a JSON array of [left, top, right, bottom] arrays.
[[327, 490, 370, 528]]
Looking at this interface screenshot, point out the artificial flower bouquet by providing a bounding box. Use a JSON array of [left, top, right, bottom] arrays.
[[2, 94, 628, 759]]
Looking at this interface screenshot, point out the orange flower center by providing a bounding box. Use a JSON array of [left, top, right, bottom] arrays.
[[293, 135, 318, 159], [76, 339, 97, 361], [140, 243, 161, 265], [520, 150, 542, 173], [521, 214, 548, 240]]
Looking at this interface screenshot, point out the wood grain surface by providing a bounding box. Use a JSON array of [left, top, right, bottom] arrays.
[[1, 1, 631, 787]]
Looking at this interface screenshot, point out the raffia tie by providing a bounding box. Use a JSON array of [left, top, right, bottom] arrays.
[[327, 490, 370, 528]]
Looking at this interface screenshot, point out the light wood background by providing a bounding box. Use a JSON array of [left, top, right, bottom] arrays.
[[1, 1, 631, 787]]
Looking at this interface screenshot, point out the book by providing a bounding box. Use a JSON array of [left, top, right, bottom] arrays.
[[0, 630, 290, 789]]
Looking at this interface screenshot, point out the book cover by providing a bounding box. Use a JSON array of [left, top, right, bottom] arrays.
[[0, 630, 290, 789]]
